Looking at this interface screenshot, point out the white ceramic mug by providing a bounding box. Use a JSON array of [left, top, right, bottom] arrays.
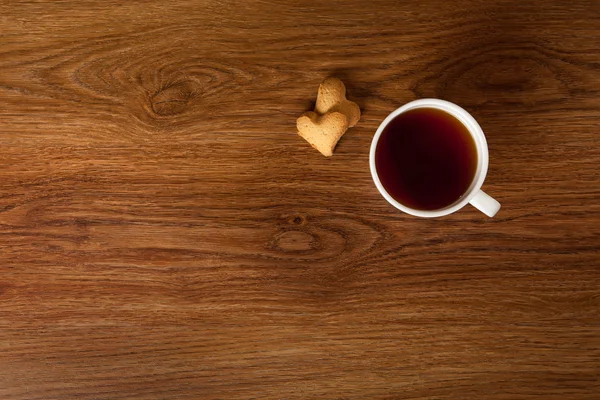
[[369, 99, 501, 218]]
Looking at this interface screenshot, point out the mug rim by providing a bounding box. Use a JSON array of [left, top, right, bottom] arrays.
[[369, 99, 489, 218]]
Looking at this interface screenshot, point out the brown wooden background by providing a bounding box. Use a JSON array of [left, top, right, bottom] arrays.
[[1, 1, 599, 399]]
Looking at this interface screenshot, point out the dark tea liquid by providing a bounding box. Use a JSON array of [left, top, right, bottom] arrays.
[[375, 107, 478, 210]]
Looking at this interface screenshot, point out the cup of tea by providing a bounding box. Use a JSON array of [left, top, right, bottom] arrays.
[[369, 99, 500, 217]]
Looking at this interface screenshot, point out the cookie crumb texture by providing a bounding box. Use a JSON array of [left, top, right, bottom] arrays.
[[296, 78, 361, 156], [296, 112, 348, 157], [316, 77, 361, 127]]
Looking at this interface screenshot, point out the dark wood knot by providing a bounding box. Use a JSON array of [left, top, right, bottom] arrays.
[[150, 80, 196, 116]]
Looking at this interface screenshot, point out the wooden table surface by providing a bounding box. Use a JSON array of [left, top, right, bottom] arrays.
[[2, 1, 600, 399]]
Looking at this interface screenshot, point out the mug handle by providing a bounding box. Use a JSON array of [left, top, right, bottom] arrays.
[[469, 190, 501, 217]]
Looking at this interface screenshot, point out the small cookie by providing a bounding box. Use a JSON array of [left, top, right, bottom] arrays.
[[296, 111, 349, 157], [315, 77, 361, 127]]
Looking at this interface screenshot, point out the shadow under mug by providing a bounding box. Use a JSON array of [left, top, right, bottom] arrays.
[[369, 99, 501, 218]]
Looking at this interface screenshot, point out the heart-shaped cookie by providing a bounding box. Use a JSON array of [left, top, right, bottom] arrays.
[[315, 77, 361, 127], [296, 111, 349, 157]]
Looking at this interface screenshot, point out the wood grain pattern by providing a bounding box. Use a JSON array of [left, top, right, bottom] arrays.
[[1, 0, 599, 398]]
